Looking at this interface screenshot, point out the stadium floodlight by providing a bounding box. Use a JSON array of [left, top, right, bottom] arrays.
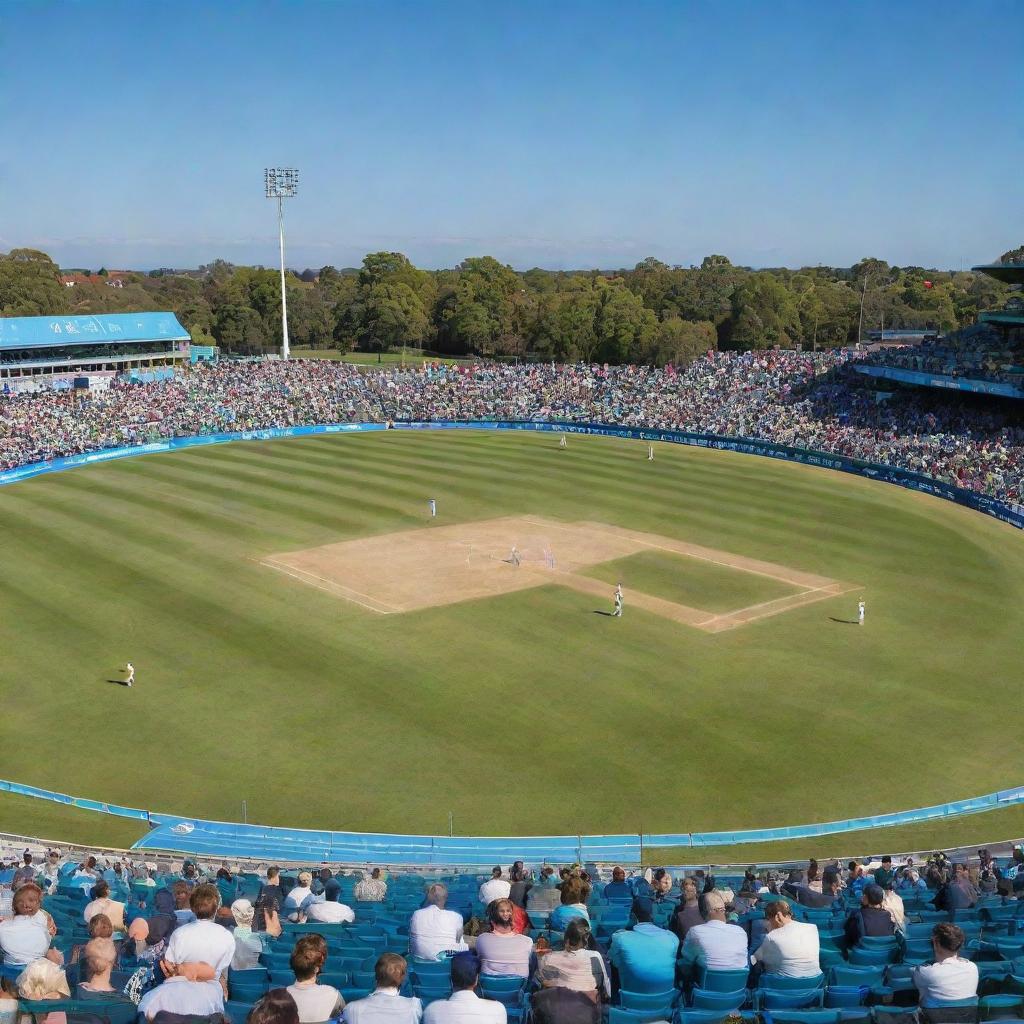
[[264, 168, 300, 360]]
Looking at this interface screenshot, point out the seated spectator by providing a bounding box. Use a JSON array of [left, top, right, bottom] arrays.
[[12, 852, 36, 889], [882, 888, 905, 932], [805, 860, 821, 894], [284, 872, 315, 921], [287, 934, 346, 1024], [409, 884, 467, 960], [952, 863, 980, 906], [137, 962, 224, 1021], [171, 881, 197, 925], [0, 883, 59, 966], [69, 913, 114, 975], [254, 865, 284, 931], [75, 937, 136, 1009], [526, 871, 563, 919], [536, 919, 609, 1001], [303, 896, 356, 924], [529, 987, 601, 1024], [16, 958, 70, 1004], [248, 989, 300, 1024], [423, 952, 505, 1024], [785, 874, 842, 910], [355, 868, 388, 903], [508, 866, 532, 909], [844, 884, 895, 946], [977, 850, 1001, 895], [679, 891, 747, 972], [670, 878, 703, 941], [603, 867, 631, 901], [873, 857, 894, 890], [548, 878, 589, 933], [608, 900, 679, 993], [312, 868, 341, 902], [343, 954, 422, 1024], [475, 900, 534, 978], [84, 881, 126, 932], [121, 914, 173, 966], [231, 897, 281, 970], [846, 862, 867, 898], [750, 899, 820, 979], [0, 979, 17, 1024], [896, 868, 928, 893], [163, 882, 236, 980], [649, 869, 674, 903], [913, 924, 979, 1007], [478, 868, 511, 908]]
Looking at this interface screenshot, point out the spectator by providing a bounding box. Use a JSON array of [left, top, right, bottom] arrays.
[[137, 962, 224, 1021], [287, 934, 346, 1024], [475, 900, 534, 978], [69, 913, 113, 973], [248, 989, 301, 1024], [508, 867, 532, 910], [75, 937, 136, 1010], [873, 857, 894, 890], [409, 884, 467, 960], [0, 883, 59, 967], [881, 888, 906, 932], [312, 868, 342, 902], [305, 894, 356, 924], [844, 884, 895, 946], [526, 871, 563, 919], [231, 897, 281, 970], [912, 924, 979, 1007], [750, 899, 820, 979], [16, 959, 70, 1005], [171, 881, 196, 925], [608, 900, 679, 993], [805, 860, 821, 894], [343, 954, 422, 1024], [355, 868, 388, 903], [84, 881, 126, 932], [603, 868, 631, 901], [163, 882, 236, 980], [536, 919, 609, 1001], [423, 952, 505, 1024], [12, 852, 36, 889], [670, 878, 704, 941], [549, 878, 589, 933], [977, 850, 1001, 894], [254, 866, 284, 932], [649, 870, 674, 903], [121, 915, 173, 966], [284, 872, 315, 921], [478, 868, 511, 908], [953, 863, 980, 906], [679, 892, 747, 972], [529, 987, 601, 1024]]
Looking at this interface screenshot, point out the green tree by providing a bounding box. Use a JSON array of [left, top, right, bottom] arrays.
[[213, 304, 267, 351], [999, 244, 1024, 264], [593, 280, 657, 363], [648, 316, 717, 365], [729, 273, 801, 349], [0, 249, 68, 315], [355, 281, 429, 358]]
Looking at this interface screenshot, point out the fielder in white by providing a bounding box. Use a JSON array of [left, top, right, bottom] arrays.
[[510, 546, 521, 567], [559, 435, 567, 449], [613, 583, 623, 617], [858, 598, 865, 625], [647, 444, 654, 461], [428, 498, 437, 517], [124, 662, 135, 687]]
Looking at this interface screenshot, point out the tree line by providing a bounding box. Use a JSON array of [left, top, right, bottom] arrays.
[[0, 246, 1017, 366]]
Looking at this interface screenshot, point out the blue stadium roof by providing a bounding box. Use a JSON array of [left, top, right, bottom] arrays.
[[0, 313, 190, 351]]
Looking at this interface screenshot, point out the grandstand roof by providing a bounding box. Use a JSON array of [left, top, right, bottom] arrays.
[[973, 262, 1024, 285], [0, 312, 190, 351]]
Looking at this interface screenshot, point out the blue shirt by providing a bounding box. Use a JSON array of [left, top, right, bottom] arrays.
[[549, 905, 589, 932], [609, 924, 679, 993], [604, 881, 632, 899]]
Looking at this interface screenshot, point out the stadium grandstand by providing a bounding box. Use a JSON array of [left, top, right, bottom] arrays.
[[856, 261, 1024, 400], [0, 312, 197, 394]]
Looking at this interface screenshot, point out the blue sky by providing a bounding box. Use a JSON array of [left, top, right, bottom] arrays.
[[1, 0, 1020, 271]]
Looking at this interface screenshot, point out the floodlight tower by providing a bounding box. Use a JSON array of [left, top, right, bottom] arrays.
[[264, 167, 299, 359]]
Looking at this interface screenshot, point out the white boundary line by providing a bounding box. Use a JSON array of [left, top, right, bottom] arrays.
[[258, 559, 400, 614]]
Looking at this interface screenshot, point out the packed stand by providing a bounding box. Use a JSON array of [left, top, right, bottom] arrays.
[[5, 352, 1024, 503], [2, 846, 1024, 1024]]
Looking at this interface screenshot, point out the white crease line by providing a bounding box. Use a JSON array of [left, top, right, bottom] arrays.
[[258, 559, 399, 614]]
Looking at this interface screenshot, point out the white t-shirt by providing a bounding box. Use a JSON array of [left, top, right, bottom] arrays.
[[286, 885, 313, 909], [751, 920, 821, 977], [681, 920, 748, 970], [307, 901, 356, 924], [138, 978, 224, 1020], [475, 931, 534, 977], [0, 916, 50, 965], [913, 957, 979, 1006], [288, 982, 346, 1023], [164, 918, 236, 977], [409, 905, 467, 960], [424, 990, 506, 1024], [478, 879, 512, 906]]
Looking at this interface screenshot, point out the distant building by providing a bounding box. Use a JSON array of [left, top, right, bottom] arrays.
[[61, 271, 132, 288]]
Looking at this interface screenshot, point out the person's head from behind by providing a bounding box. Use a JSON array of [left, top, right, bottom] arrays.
[[562, 918, 592, 953], [375, 953, 407, 990], [92, 880, 110, 901], [22, 852, 32, 867], [450, 953, 480, 993], [296, 871, 313, 889], [631, 898, 653, 925], [88, 914, 113, 939], [932, 922, 965, 957], [807, 859, 819, 882], [267, 866, 281, 883], [863, 884, 884, 909], [83, 938, 116, 982], [764, 899, 793, 931], [290, 935, 327, 982], [189, 883, 220, 920], [247, 988, 299, 1024], [700, 890, 727, 922], [172, 881, 190, 909], [426, 883, 448, 907], [490, 866, 502, 880], [488, 899, 514, 932], [560, 877, 586, 906], [13, 883, 41, 918]]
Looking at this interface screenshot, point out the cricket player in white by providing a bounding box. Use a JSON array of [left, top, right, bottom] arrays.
[[428, 498, 437, 517], [858, 598, 865, 625], [559, 435, 567, 449], [613, 584, 623, 617], [124, 663, 135, 687], [647, 444, 654, 461], [510, 546, 520, 567]]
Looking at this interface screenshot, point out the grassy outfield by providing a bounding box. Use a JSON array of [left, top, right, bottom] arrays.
[[0, 430, 1022, 847], [583, 549, 798, 613]]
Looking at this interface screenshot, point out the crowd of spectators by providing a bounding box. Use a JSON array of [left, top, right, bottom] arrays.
[[5, 352, 1024, 504], [1, 847, 1023, 1024]]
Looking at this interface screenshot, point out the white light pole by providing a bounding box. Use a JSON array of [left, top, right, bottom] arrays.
[[264, 167, 299, 359]]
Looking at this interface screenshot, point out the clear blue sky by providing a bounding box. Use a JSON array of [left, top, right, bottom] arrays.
[[1, 0, 1020, 271]]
